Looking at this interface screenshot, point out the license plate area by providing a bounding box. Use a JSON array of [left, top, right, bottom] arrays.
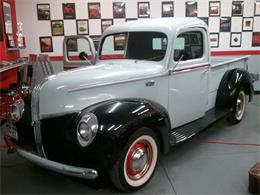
[[7, 122, 18, 141]]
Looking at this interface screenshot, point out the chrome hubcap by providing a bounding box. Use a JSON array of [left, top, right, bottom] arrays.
[[131, 148, 148, 172], [236, 92, 245, 119]]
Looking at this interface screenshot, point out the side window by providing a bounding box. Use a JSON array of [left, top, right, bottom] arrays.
[[174, 31, 203, 61]]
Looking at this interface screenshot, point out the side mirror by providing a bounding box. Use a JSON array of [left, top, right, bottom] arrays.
[[63, 35, 97, 68]]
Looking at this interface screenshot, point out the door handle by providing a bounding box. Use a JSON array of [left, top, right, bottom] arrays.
[[146, 80, 155, 87]]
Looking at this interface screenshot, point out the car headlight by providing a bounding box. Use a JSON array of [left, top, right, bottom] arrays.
[[10, 99, 25, 122], [77, 113, 98, 147]]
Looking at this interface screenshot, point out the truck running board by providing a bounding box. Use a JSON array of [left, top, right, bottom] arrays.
[[170, 108, 231, 146]]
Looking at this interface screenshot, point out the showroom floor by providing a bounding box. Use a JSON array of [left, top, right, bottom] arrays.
[[0, 95, 259, 195]]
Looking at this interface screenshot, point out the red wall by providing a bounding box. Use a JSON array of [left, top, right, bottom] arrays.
[[0, 0, 20, 60]]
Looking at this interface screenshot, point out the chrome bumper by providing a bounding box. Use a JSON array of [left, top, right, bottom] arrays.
[[4, 136, 98, 180]]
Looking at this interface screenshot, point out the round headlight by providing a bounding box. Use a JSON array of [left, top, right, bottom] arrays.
[[77, 113, 98, 147]]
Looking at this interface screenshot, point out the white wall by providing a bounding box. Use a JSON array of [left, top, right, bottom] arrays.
[[15, 0, 260, 90]]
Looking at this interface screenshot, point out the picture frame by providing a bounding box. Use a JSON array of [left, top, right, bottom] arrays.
[[138, 2, 150, 18], [88, 3, 101, 19], [198, 17, 208, 25], [101, 19, 113, 33], [114, 34, 126, 50], [220, 17, 231, 32], [209, 1, 220, 17], [242, 17, 253, 32], [51, 20, 64, 36], [63, 3, 76, 19], [113, 2, 126, 18], [39, 36, 53, 52], [230, 32, 241, 47], [232, 1, 243, 16], [210, 33, 219, 48], [252, 32, 260, 47], [67, 38, 77, 52], [37, 4, 50, 20], [162, 1, 174, 17], [255, 1, 260, 16], [90, 35, 101, 50], [76, 20, 89, 35], [186, 1, 197, 17]]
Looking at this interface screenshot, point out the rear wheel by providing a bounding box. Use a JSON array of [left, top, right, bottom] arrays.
[[109, 128, 159, 192], [227, 88, 246, 124]]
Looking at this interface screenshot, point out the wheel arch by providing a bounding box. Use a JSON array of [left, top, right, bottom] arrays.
[[216, 68, 254, 108]]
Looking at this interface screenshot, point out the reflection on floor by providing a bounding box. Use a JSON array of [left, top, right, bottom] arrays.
[[1, 95, 259, 195]]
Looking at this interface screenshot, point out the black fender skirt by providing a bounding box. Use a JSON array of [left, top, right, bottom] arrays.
[[41, 98, 171, 172], [216, 68, 254, 108]]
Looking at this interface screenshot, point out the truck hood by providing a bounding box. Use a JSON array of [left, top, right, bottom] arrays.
[[38, 60, 166, 118], [45, 60, 165, 92]]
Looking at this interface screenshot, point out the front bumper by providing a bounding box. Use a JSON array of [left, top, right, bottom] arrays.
[[4, 135, 98, 180]]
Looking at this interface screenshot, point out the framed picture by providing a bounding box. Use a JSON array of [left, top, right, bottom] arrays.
[[113, 2, 126, 18], [220, 17, 231, 32], [39, 36, 53, 52], [63, 3, 76, 19], [101, 19, 113, 33], [230, 32, 241, 47], [209, 1, 220, 17], [88, 3, 101, 19], [186, 1, 197, 17], [242, 17, 253, 32], [76, 20, 89, 35], [162, 1, 174, 17], [90, 35, 101, 50], [51, 20, 64, 36], [67, 38, 77, 52], [232, 1, 243, 16], [255, 1, 260, 16], [37, 4, 50, 20], [198, 17, 208, 25], [114, 34, 126, 50], [252, 32, 260, 47], [138, 2, 150, 18], [210, 33, 219, 48]]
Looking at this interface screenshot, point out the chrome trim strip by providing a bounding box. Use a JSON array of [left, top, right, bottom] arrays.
[[68, 71, 169, 93], [171, 64, 210, 75], [16, 148, 98, 179]]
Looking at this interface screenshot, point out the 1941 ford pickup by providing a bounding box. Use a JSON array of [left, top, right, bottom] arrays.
[[5, 18, 254, 192]]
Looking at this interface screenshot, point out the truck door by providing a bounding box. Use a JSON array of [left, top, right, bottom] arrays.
[[168, 28, 210, 128], [63, 36, 97, 69]]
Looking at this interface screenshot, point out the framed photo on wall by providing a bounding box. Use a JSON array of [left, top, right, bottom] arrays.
[[230, 32, 241, 47], [162, 1, 174, 17], [39, 36, 53, 52], [63, 3, 76, 19], [51, 20, 64, 36], [210, 33, 219, 48], [252, 32, 260, 47], [67, 38, 77, 52], [186, 1, 197, 17], [209, 1, 220, 17], [138, 2, 150, 18], [37, 4, 50, 20], [76, 20, 89, 35], [101, 19, 113, 33], [242, 17, 253, 31], [220, 17, 231, 32], [113, 2, 126, 18], [114, 34, 126, 50], [255, 1, 260, 16], [232, 1, 243, 16], [88, 3, 101, 19]]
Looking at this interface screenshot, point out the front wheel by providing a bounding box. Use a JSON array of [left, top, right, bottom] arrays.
[[109, 128, 159, 192], [227, 88, 246, 124]]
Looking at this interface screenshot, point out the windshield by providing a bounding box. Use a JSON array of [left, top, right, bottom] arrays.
[[100, 32, 168, 61]]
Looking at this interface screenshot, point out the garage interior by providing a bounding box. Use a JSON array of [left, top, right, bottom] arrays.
[[0, 0, 260, 194]]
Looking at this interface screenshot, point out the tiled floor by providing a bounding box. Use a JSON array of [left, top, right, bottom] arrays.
[[1, 95, 259, 194]]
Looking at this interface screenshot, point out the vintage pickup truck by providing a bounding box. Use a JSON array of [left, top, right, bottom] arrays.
[[5, 18, 254, 192]]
